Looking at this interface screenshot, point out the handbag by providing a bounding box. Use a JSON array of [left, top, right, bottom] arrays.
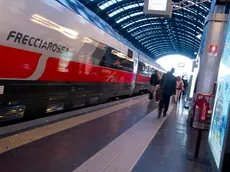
[[155, 87, 161, 102]]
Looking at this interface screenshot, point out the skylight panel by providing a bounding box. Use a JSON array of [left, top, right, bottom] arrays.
[[98, 0, 119, 10], [116, 15, 130, 23], [122, 18, 147, 28], [108, 3, 142, 17], [130, 11, 143, 17], [108, 8, 124, 17], [128, 25, 143, 33], [122, 21, 134, 28]]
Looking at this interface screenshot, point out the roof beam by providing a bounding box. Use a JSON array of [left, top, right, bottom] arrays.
[[148, 42, 198, 52], [139, 34, 200, 46], [173, 0, 210, 11], [126, 21, 202, 35], [136, 31, 200, 43], [131, 25, 198, 37]]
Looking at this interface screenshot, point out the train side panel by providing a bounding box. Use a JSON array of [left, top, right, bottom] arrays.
[[0, 0, 135, 121]]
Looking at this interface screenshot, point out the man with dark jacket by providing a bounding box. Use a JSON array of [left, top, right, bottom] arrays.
[[182, 76, 188, 96], [158, 68, 176, 118]]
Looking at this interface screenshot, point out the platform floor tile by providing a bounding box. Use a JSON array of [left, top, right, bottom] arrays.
[[73, 104, 174, 172], [0, 96, 147, 154]]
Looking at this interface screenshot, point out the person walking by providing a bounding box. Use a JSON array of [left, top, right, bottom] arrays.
[[182, 76, 188, 96], [158, 68, 176, 118], [175, 76, 184, 103], [155, 71, 163, 102], [150, 70, 159, 101]]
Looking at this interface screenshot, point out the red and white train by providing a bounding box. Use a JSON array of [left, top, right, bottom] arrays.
[[0, 0, 164, 122]]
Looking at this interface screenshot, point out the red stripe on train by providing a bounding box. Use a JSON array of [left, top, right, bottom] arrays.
[[39, 57, 134, 83], [136, 74, 150, 83], [0, 45, 41, 78], [0, 45, 150, 84]]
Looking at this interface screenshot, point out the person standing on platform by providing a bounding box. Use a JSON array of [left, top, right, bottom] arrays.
[[175, 76, 184, 103], [150, 70, 159, 101], [182, 76, 188, 96], [155, 72, 162, 102], [158, 68, 176, 118]]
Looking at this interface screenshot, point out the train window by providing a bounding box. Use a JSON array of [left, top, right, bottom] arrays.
[[91, 44, 108, 66], [149, 68, 155, 75], [143, 65, 149, 76], [75, 37, 133, 72], [77, 37, 108, 66], [138, 61, 144, 72], [138, 61, 149, 76], [120, 59, 134, 72], [103, 48, 133, 72], [76, 43, 95, 64], [127, 49, 133, 58]]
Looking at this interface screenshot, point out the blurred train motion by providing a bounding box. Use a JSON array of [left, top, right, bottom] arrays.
[[0, 0, 164, 123]]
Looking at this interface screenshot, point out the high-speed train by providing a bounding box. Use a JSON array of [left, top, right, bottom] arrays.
[[0, 0, 164, 122]]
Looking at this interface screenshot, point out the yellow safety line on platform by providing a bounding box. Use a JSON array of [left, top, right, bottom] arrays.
[[0, 96, 147, 154]]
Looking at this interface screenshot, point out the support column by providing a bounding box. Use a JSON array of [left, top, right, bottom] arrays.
[[196, 6, 228, 94]]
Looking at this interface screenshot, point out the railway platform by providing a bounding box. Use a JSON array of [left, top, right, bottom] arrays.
[[0, 95, 210, 172]]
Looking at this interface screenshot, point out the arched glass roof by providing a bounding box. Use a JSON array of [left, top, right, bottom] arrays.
[[75, 0, 212, 59]]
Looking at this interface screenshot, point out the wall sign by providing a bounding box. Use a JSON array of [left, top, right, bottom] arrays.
[[208, 16, 230, 171], [208, 45, 218, 56], [147, 0, 167, 11], [144, 0, 172, 17]]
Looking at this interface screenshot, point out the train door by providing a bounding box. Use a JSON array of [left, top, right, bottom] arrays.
[[130, 51, 138, 96]]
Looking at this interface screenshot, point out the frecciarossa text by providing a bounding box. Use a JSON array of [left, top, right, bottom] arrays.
[[7, 31, 69, 53]]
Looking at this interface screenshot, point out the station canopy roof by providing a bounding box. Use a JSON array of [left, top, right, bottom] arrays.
[[76, 0, 212, 59]]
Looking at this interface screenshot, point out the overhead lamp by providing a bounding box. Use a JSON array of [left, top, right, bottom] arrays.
[[178, 62, 185, 68]]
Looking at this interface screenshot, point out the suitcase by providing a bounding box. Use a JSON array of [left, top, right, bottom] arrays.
[[149, 92, 153, 100]]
